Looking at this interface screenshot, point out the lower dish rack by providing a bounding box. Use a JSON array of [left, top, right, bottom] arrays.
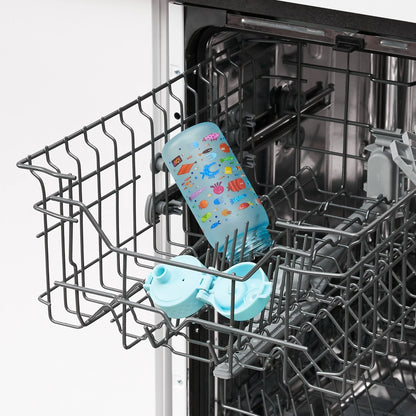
[[221, 341, 416, 415]]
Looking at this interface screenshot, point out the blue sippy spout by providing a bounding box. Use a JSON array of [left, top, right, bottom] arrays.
[[152, 264, 170, 283]]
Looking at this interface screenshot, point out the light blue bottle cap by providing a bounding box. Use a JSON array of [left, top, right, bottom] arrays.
[[144, 256, 272, 321], [196, 262, 272, 321], [143, 255, 206, 319]]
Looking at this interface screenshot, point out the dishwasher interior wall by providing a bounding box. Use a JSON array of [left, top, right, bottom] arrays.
[[18, 22, 416, 416]]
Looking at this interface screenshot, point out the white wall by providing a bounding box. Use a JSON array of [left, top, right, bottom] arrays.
[[1, 1, 158, 415]]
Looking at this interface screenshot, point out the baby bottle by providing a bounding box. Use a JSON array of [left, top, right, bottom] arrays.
[[162, 122, 272, 261]]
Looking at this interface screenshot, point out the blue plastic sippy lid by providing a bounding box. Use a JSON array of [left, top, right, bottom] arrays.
[[196, 262, 272, 321], [143, 255, 206, 319], [144, 256, 272, 321]]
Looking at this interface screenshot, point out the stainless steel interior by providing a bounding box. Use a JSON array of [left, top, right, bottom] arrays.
[[17, 7, 416, 416], [189, 24, 416, 416]]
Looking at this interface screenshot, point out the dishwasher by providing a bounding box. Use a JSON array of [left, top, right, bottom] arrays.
[[17, 1, 416, 415]]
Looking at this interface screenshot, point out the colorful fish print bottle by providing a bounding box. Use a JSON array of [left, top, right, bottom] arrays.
[[162, 122, 272, 261]]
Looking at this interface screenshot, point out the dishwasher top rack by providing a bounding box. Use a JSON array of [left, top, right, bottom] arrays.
[[17, 32, 416, 398]]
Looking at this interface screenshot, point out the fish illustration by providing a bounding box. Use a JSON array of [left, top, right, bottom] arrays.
[[189, 187, 206, 201], [177, 162, 195, 175], [202, 132, 220, 142], [192, 142, 199, 148], [200, 162, 219, 179], [230, 194, 247, 205], [210, 220, 221, 229], [199, 200, 208, 209], [213, 198, 222, 205], [221, 209, 231, 216], [202, 148, 212, 154], [201, 212, 212, 223], [238, 202, 250, 210], [219, 143, 230, 153], [227, 178, 246, 192], [224, 167, 232, 174], [220, 156, 234, 163]]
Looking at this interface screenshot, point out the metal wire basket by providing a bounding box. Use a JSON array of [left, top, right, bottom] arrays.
[[221, 342, 416, 415], [17, 32, 416, 400]]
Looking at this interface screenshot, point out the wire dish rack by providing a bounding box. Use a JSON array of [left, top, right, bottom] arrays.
[[221, 342, 416, 415], [17, 32, 416, 407]]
